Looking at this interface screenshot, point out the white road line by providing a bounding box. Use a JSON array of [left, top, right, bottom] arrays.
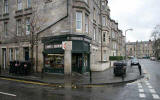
[[137, 83, 141, 86], [152, 94, 160, 99], [148, 86, 153, 89], [139, 89, 144, 93], [139, 93, 146, 98], [149, 89, 156, 94], [0, 92, 16, 97], [138, 85, 143, 88], [146, 83, 151, 86]]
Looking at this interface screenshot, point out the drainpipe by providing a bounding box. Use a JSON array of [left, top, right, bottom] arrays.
[[100, 0, 103, 62]]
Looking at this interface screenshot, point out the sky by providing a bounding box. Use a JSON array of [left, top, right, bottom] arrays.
[[108, 0, 160, 42]]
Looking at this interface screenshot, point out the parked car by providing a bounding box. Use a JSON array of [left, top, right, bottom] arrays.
[[131, 58, 139, 66], [150, 57, 156, 61], [113, 61, 127, 76]]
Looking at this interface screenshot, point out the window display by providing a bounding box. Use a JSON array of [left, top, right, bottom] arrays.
[[45, 54, 64, 69]]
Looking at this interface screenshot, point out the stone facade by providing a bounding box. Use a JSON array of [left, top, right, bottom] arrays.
[[0, 0, 125, 73], [126, 40, 154, 58]]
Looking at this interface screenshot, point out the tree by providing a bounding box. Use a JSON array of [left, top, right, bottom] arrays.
[[151, 25, 160, 59], [10, 0, 48, 72]]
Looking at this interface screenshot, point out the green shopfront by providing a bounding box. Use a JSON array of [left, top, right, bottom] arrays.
[[42, 34, 91, 74]]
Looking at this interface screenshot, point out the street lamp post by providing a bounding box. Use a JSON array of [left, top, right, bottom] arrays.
[[125, 29, 133, 61]]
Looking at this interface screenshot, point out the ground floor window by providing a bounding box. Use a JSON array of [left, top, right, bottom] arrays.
[[9, 48, 13, 61], [24, 47, 29, 61], [45, 54, 64, 69]]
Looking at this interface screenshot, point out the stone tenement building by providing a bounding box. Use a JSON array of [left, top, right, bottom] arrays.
[[0, 0, 125, 74], [126, 40, 154, 58]]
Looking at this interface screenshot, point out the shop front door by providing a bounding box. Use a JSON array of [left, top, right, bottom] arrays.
[[72, 53, 83, 73]]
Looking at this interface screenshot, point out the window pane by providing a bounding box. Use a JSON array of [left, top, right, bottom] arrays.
[[85, 14, 89, 33], [26, 18, 30, 35], [4, 0, 8, 13], [4, 22, 8, 36], [27, 0, 31, 8], [18, 0, 22, 10], [76, 12, 82, 30]]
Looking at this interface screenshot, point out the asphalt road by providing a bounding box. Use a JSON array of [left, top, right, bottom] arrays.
[[0, 59, 159, 100]]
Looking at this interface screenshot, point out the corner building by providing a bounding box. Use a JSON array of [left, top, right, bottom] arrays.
[[0, 0, 124, 74]]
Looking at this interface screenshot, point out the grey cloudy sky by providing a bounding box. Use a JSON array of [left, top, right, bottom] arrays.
[[108, 0, 160, 42]]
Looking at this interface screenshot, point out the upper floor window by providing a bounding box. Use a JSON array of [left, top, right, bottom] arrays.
[[103, 32, 106, 42], [4, 0, 8, 13], [26, 0, 31, 8], [93, 8, 96, 20], [102, 16, 106, 26], [4, 22, 8, 36], [16, 19, 22, 36], [26, 18, 30, 35], [85, 14, 89, 33], [76, 11, 82, 31], [17, 0, 22, 10], [93, 27, 96, 41]]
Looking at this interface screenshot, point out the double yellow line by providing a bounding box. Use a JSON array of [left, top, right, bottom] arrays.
[[0, 77, 59, 87]]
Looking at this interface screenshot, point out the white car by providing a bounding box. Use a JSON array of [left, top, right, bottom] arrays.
[[150, 57, 156, 61]]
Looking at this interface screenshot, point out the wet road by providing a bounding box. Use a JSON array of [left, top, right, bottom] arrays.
[[0, 59, 160, 100]]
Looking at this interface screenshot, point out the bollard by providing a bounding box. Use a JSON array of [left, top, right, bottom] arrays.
[[0, 65, 1, 75], [41, 68, 44, 79], [90, 70, 92, 83]]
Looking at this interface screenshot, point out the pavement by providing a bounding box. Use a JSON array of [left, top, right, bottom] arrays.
[[0, 61, 143, 87]]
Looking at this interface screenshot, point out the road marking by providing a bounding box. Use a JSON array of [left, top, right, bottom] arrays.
[[0, 92, 16, 97], [149, 89, 156, 94], [0, 78, 57, 87], [148, 86, 153, 89], [137, 83, 142, 86], [146, 83, 150, 86], [138, 85, 143, 88], [139, 93, 146, 98], [139, 89, 144, 92], [152, 94, 160, 99]]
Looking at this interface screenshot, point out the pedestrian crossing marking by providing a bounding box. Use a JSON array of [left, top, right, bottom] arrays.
[[148, 86, 153, 89], [146, 83, 150, 86], [139, 89, 144, 93], [139, 93, 146, 98], [152, 94, 160, 99], [149, 89, 156, 94], [138, 85, 143, 88]]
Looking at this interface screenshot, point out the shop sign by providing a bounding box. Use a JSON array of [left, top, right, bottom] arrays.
[[62, 41, 72, 50], [62, 42, 66, 50], [46, 44, 62, 49]]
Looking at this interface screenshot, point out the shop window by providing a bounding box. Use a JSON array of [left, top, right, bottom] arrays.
[[45, 54, 64, 69]]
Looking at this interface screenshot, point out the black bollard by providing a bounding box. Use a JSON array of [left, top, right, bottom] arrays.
[[90, 70, 92, 83], [138, 63, 142, 75], [41, 68, 44, 79]]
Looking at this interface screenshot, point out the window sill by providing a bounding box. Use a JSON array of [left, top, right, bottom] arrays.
[[3, 13, 9, 16], [24, 7, 32, 11], [15, 10, 23, 13]]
